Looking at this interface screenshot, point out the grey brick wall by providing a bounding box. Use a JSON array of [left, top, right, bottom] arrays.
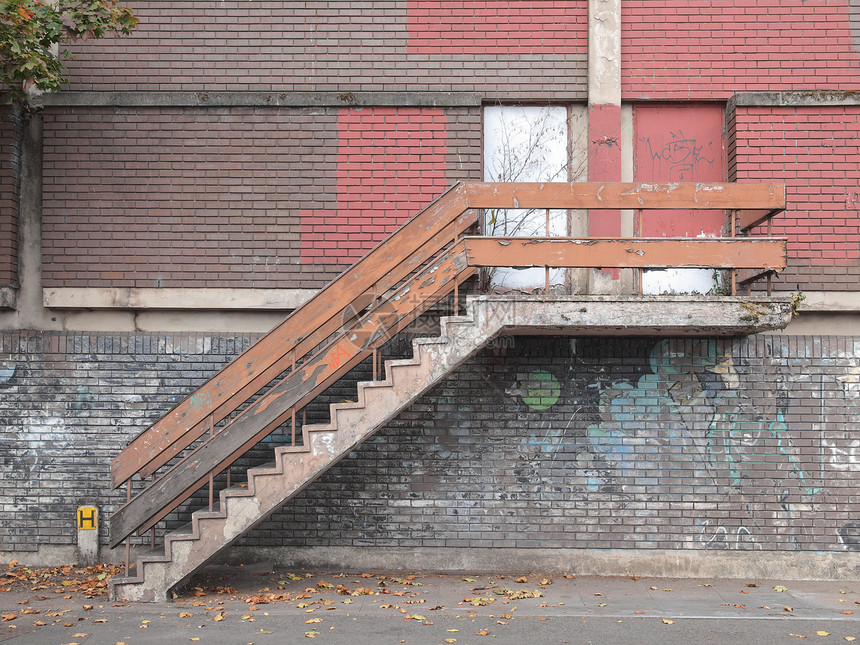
[[250, 335, 860, 553], [1, 332, 858, 555]]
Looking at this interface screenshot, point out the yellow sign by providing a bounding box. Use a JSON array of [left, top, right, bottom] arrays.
[[77, 506, 98, 531]]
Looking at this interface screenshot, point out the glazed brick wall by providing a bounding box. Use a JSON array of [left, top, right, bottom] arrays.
[[41, 106, 481, 289], [300, 108, 451, 264], [623, 0, 860, 100], [0, 106, 20, 288], [248, 335, 860, 553], [62, 1, 588, 102], [0, 332, 261, 552], [6, 331, 857, 555], [728, 105, 860, 292]]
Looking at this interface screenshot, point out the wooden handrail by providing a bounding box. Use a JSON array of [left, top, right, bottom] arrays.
[[111, 183, 474, 488], [110, 243, 473, 547]]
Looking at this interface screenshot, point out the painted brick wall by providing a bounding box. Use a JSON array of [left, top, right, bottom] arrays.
[[1, 333, 858, 556], [41, 106, 481, 289], [62, 1, 588, 102], [728, 105, 860, 292], [300, 108, 451, 265], [623, 0, 860, 100], [0, 105, 21, 289]]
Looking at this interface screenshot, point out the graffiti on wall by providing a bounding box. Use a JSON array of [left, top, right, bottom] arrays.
[[501, 338, 860, 552]]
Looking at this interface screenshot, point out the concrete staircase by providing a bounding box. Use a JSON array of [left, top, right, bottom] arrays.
[[109, 298, 497, 601], [109, 294, 793, 601]]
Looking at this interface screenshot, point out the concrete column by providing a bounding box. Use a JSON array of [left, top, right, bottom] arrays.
[[587, 0, 629, 293], [0, 109, 58, 330]]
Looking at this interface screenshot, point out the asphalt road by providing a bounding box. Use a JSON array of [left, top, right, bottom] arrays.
[[1, 565, 857, 644]]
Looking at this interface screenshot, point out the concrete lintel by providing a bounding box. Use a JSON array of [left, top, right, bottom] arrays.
[[729, 90, 860, 110], [473, 294, 793, 336], [226, 545, 860, 581], [43, 287, 316, 310], [0, 287, 17, 310], [35, 91, 483, 109]]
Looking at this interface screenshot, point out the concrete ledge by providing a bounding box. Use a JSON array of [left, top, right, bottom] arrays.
[[43, 287, 316, 310], [36, 91, 483, 109], [226, 546, 860, 581], [474, 294, 793, 336], [729, 90, 860, 110], [800, 291, 860, 313], [0, 287, 16, 310]]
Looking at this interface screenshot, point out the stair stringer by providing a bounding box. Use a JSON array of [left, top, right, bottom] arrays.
[[110, 297, 516, 602]]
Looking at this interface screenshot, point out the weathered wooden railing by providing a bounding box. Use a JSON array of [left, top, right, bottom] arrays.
[[109, 181, 786, 555]]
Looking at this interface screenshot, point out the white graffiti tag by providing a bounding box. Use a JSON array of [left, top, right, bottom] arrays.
[[822, 439, 860, 471]]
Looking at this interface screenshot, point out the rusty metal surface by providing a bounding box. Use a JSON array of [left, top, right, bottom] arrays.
[[109, 246, 472, 547], [463, 237, 787, 270]]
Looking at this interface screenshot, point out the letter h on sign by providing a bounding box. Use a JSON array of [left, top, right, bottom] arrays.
[[77, 506, 98, 531]]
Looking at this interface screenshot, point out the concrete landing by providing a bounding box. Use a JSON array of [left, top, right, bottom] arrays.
[[468, 294, 794, 336]]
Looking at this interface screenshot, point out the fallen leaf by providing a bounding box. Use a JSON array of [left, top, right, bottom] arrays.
[[448, 629, 459, 632], [306, 618, 322, 624], [213, 612, 225, 622], [1, 615, 15, 622], [564, 574, 575, 580], [773, 585, 789, 592], [21, 609, 38, 614], [540, 578, 552, 586], [817, 632, 830, 637], [463, 578, 477, 583], [598, 603, 607, 607], [789, 635, 807, 639], [760, 605, 771, 610], [841, 611, 854, 615], [661, 618, 674, 625], [73, 633, 88, 637], [305, 630, 319, 638], [845, 637, 856, 642], [189, 639, 200, 642], [514, 577, 527, 584], [784, 606, 793, 612], [179, 612, 193, 618], [476, 630, 489, 636], [93, 618, 108, 623], [634, 610, 645, 615], [33, 620, 46, 626], [445, 640, 457, 644]]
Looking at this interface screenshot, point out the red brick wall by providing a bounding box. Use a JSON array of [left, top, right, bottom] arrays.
[[63, 1, 588, 101], [0, 106, 20, 288], [41, 106, 481, 289], [301, 108, 450, 265], [729, 105, 860, 291], [623, 0, 860, 100]]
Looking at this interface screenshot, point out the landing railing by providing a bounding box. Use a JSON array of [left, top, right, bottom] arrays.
[[109, 182, 787, 560]]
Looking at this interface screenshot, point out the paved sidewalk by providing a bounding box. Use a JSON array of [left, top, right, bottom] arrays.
[[1, 564, 857, 644]]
